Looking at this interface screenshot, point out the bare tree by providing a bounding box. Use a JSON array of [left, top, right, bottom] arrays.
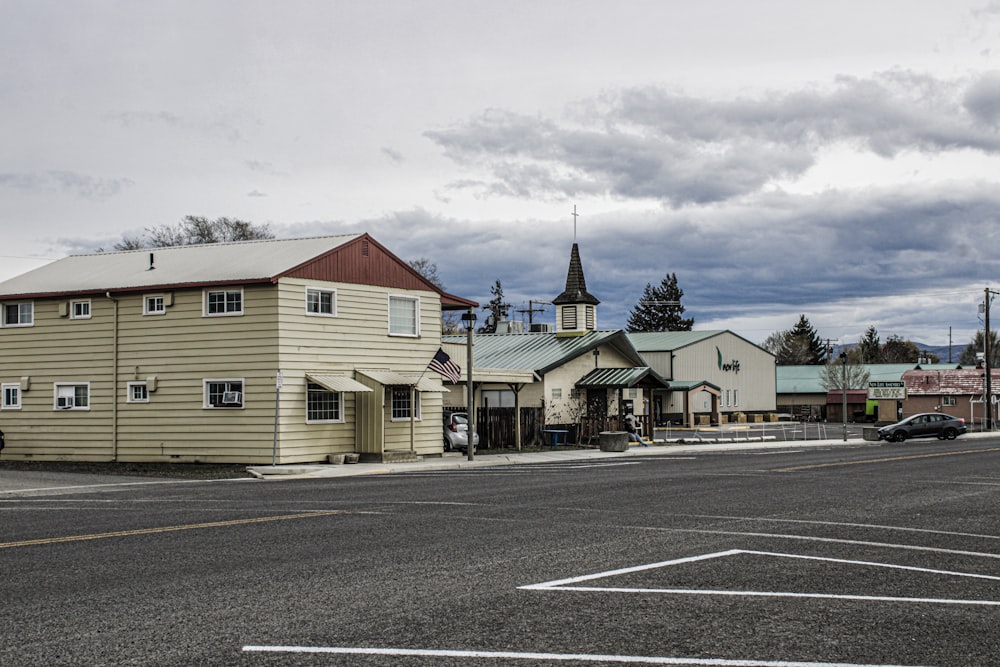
[[114, 215, 273, 250]]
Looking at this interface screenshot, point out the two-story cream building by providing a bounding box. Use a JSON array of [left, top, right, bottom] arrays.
[[0, 234, 476, 464]]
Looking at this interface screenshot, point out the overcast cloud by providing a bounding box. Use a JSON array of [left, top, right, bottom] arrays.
[[2, 0, 999, 351]]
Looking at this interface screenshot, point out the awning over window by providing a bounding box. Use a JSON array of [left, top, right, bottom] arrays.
[[305, 373, 374, 393], [356, 369, 449, 392]]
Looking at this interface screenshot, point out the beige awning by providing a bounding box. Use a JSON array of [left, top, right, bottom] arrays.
[[306, 373, 374, 393], [356, 369, 449, 392]]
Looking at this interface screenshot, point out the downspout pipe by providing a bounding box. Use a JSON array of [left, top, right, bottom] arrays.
[[105, 292, 119, 461]]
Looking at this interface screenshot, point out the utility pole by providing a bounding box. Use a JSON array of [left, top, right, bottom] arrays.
[[985, 288, 999, 430], [516, 300, 550, 328]]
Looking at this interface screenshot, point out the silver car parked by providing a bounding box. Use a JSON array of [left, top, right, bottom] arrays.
[[443, 411, 479, 452]]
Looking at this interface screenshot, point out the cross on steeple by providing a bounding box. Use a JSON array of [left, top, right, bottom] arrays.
[[571, 205, 579, 241]]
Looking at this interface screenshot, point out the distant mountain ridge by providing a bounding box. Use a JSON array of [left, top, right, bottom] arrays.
[[831, 341, 965, 364]]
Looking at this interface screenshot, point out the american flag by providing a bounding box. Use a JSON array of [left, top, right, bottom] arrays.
[[428, 347, 462, 383]]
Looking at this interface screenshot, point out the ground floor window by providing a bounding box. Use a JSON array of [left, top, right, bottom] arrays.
[[2, 383, 20, 409], [390, 386, 421, 420], [307, 383, 343, 422], [54, 382, 90, 410], [204, 379, 244, 408]]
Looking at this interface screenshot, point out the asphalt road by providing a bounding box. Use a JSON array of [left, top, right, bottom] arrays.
[[2, 437, 999, 666]]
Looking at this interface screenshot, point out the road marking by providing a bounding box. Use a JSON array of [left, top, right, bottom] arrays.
[[0, 510, 356, 550], [241, 645, 924, 666], [0, 477, 251, 495], [521, 549, 1000, 606], [772, 447, 1000, 472]]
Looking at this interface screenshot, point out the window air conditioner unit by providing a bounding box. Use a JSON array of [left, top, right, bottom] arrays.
[[221, 391, 242, 405], [57, 396, 73, 409]]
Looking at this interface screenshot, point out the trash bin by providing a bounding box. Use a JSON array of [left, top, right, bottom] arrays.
[[599, 431, 629, 452]]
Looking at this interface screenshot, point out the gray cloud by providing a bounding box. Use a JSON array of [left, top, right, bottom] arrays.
[[0, 171, 134, 199], [426, 72, 1000, 206]]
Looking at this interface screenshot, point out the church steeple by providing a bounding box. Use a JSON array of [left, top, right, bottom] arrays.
[[553, 242, 599, 335]]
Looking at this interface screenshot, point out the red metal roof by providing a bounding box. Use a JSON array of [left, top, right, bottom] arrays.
[[903, 368, 1000, 395]]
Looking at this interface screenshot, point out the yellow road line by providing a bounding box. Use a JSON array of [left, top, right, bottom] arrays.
[[773, 447, 1000, 473], [0, 510, 348, 550]]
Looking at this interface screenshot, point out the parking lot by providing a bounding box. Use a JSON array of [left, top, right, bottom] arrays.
[[2, 436, 999, 665]]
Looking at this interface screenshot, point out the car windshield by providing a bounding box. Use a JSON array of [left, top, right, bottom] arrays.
[[451, 414, 468, 425]]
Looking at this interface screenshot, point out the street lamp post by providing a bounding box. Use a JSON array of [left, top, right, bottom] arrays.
[[461, 309, 477, 461], [840, 352, 848, 442]]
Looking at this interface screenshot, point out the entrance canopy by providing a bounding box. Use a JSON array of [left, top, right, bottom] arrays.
[[575, 366, 670, 390]]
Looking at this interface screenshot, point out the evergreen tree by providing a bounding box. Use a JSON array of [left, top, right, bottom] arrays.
[[478, 279, 510, 333], [959, 329, 1000, 367], [856, 325, 883, 364], [626, 273, 694, 332], [776, 315, 826, 365]]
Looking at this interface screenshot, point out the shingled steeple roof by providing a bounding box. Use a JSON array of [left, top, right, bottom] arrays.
[[552, 242, 600, 306]]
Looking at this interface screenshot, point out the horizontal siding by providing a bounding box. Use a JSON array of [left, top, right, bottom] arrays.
[[2, 279, 450, 463], [274, 278, 446, 460]]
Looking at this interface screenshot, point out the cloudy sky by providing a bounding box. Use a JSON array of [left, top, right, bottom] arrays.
[[3, 1, 1000, 350]]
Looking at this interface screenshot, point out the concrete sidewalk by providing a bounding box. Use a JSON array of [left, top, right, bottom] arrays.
[[246, 434, 887, 480]]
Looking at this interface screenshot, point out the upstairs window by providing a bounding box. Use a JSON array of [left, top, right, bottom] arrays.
[[388, 295, 419, 337], [71, 299, 91, 320], [144, 295, 166, 316], [205, 289, 243, 316], [306, 287, 337, 317], [128, 382, 149, 403], [2, 302, 33, 327]]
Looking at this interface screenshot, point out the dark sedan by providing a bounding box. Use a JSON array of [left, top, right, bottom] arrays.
[[877, 412, 967, 442]]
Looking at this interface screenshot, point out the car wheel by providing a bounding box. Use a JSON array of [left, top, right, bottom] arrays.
[[943, 428, 958, 440], [443, 438, 452, 452], [893, 431, 907, 443]]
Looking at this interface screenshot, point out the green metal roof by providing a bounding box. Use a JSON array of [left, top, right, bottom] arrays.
[[626, 330, 726, 351], [442, 330, 645, 375], [775, 363, 963, 394], [575, 366, 670, 389]]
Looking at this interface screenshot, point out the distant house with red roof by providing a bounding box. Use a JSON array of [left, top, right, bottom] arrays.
[[902, 368, 1000, 426]]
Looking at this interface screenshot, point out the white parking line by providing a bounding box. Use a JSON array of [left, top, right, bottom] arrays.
[[520, 549, 1000, 606], [241, 645, 927, 666]]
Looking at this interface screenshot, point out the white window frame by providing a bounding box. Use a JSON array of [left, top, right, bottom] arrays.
[[2, 301, 34, 327], [305, 287, 337, 318], [203, 288, 244, 317], [942, 396, 957, 407], [551, 388, 562, 400], [388, 294, 419, 337], [144, 294, 167, 316], [70, 299, 92, 320], [2, 383, 21, 410], [203, 378, 244, 409], [389, 386, 421, 421], [54, 382, 90, 411], [127, 381, 149, 403], [733, 389, 739, 407], [306, 382, 344, 423]]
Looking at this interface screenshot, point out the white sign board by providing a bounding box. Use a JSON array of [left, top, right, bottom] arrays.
[[868, 381, 905, 400]]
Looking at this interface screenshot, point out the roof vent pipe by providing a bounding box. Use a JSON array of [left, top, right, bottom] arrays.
[[148, 252, 155, 270]]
